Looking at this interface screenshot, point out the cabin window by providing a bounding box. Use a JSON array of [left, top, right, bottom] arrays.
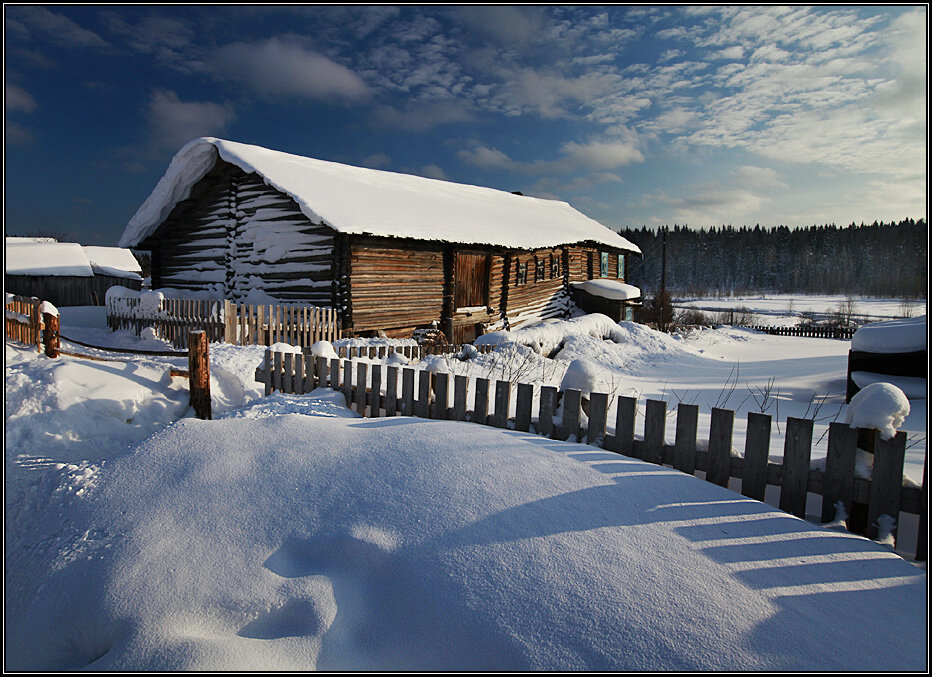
[[515, 259, 527, 285], [549, 254, 560, 279], [617, 254, 625, 279], [534, 256, 545, 282], [600, 252, 609, 278], [625, 306, 634, 321]]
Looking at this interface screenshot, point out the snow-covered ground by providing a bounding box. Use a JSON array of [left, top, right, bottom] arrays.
[[674, 293, 925, 327], [5, 306, 927, 670]]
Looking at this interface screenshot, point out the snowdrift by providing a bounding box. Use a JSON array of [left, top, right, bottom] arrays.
[[5, 392, 926, 671]]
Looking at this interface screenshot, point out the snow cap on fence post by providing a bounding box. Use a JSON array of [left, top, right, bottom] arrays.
[[844, 382, 910, 441]]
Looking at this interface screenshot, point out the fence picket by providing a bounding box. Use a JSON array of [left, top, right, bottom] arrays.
[[385, 366, 398, 416], [673, 403, 699, 474], [433, 372, 449, 419], [370, 364, 382, 417], [643, 399, 666, 464], [537, 386, 557, 437], [821, 421, 857, 522], [515, 383, 533, 432], [780, 417, 814, 519], [587, 392, 608, 446], [707, 407, 734, 487], [613, 396, 637, 457], [355, 362, 368, 415], [869, 431, 907, 543], [473, 378, 489, 424], [453, 375, 468, 421], [342, 360, 352, 407], [492, 381, 511, 429], [742, 412, 772, 502], [560, 389, 582, 442], [282, 353, 293, 394], [416, 371, 432, 419], [401, 368, 415, 416]]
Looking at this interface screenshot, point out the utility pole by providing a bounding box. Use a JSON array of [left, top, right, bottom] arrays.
[[659, 226, 667, 332]]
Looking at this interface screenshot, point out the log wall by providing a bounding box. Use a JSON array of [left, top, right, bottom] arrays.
[[348, 236, 445, 336], [142, 158, 335, 307]]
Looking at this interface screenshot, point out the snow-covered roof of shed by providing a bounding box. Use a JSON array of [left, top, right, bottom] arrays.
[[119, 138, 641, 254], [5, 240, 93, 277], [5, 239, 142, 279], [83, 246, 143, 280]]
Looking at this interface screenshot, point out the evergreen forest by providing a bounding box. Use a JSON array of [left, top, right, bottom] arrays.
[[619, 219, 927, 298]]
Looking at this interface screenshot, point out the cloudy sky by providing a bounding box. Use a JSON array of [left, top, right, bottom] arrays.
[[4, 5, 927, 245]]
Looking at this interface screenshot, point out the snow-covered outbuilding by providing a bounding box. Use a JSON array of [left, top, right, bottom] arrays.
[[119, 138, 641, 340], [4, 238, 142, 307]]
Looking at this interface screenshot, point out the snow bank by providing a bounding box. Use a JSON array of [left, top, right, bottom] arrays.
[[119, 138, 641, 255], [5, 395, 926, 671], [560, 358, 603, 398], [851, 315, 926, 353], [844, 382, 911, 440], [476, 314, 629, 356]]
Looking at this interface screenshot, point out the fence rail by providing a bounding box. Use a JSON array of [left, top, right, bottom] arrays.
[[5, 294, 42, 349], [746, 324, 857, 340], [256, 347, 927, 560], [105, 295, 340, 348]]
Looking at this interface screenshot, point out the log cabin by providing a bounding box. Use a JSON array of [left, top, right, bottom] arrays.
[[120, 138, 641, 341]]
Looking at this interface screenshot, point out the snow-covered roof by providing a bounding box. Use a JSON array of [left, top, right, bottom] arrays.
[[119, 137, 641, 254], [5, 240, 93, 277], [83, 245, 143, 279], [851, 315, 926, 353], [5, 239, 142, 279]]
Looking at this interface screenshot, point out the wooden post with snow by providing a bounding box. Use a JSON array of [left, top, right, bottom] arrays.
[[42, 303, 60, 358], [188, 330, 212, 420]]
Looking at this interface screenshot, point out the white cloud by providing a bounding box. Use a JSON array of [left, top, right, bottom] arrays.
[[5, 84, 37, 113], [735, 165, 788, 191], [5, 119, 34, 145], [208, 38, 370, 100], [418, 164, 448, 180], [361, 152, 392, 168], [458, 139, 643, 175], [7, 6, 109, 50], [374, 101, 475, 131], [146, 89, 235, 152]]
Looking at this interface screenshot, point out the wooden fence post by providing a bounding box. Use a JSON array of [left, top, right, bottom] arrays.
[[188, 330, 211, 420], [43, 310, 60, 358]]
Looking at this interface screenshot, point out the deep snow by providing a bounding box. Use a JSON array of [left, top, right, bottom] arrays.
[[4, 305, 928, 671]]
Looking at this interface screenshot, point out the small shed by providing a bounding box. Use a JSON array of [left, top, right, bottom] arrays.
[[4, 238, 142, 307], [846, 315, 927, 402], [120, 138, 642, 340]]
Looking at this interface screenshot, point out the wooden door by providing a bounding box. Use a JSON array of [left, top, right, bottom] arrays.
[[455, 251, 490, 309]]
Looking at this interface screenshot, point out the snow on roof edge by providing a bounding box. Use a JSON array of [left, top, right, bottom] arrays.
[[119, 137, 641, 254]]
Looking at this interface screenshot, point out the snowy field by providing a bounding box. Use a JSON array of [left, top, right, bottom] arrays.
[[4, 306, 928, 670], [674, 293, 925, 327]]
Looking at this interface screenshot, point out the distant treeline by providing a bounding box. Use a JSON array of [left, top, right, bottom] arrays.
[[619, 219, 927, 298]]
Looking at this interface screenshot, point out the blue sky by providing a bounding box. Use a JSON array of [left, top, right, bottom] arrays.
[[4, 5, 927, 246]]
